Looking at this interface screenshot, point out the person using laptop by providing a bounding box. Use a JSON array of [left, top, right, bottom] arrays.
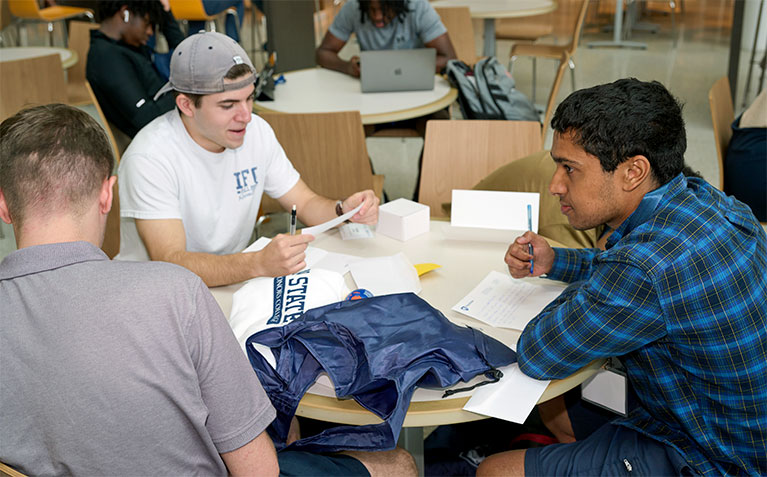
[[117, 32, 379, 287], [479, 79, 767, 475], [316, 0, 457, 78], [0, 103, 415, 477]]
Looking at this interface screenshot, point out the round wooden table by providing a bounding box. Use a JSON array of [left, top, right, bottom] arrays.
[[431, 0, 558, 57], [254, 68, 458, 125], [0, 46, 78, 69]]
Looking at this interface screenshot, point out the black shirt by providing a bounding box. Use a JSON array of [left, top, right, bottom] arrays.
[[86, 13, 183, 138]]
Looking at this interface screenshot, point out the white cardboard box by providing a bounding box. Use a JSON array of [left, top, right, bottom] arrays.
[[377, 198, 430, 241]]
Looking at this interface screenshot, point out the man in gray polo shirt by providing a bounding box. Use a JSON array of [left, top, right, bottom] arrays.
[[0, 104, 415, 476]]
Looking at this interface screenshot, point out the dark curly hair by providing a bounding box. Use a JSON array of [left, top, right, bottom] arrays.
[[551, 78, 686, 186], [358, 0, 410, 24], [95, 0, 164, 25]]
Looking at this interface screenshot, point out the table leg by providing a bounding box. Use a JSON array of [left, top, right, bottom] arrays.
[[483, 18, 496, 58], [398, 427, 425, 476], [587, 0, 647, 49]]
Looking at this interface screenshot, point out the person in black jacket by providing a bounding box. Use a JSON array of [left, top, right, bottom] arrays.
[[87, 1, 184, 138]]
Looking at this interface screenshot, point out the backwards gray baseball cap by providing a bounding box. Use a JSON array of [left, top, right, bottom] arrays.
[[153, 31, 256, 101]]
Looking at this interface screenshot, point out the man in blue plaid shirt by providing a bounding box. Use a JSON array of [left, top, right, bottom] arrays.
[[478, 79, 766, 476]]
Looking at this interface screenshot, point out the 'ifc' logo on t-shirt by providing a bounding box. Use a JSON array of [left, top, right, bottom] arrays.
[[234, 167, 258, 200]]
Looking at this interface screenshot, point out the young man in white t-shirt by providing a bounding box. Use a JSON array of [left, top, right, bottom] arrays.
[[118, 32, 379, 287]]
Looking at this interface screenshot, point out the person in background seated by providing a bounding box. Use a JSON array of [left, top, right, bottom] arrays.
[[316, 0, 456, 77], [0, 103, 415, 477], [480, 79, 767, 476], [188, 0, 244, 43], [117, 32, 379, 287], [724, 88, 766, 222], [87, 0, 184, 139]]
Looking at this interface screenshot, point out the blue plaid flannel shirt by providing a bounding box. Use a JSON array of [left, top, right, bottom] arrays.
[[517, 174, 767, 475]]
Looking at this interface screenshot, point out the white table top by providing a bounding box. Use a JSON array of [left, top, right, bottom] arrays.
[[0, 46, 78, 69], [431, 0, 557, 19], [254, 68, 458, 125], [210, 221, 603, 427]]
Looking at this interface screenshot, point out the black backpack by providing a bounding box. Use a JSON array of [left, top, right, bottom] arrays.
[[446, 57, 540, 122]]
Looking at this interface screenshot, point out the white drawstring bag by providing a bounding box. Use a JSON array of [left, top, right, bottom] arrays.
[[229, 269, 349, 353]]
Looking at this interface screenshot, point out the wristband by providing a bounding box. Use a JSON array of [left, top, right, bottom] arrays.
[[335, 200, 344, 216]]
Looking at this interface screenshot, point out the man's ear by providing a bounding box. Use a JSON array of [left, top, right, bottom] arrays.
[[99, 176, 117, 215], [175, 93, 195, 117], [0, 189, 12, 225], [622, 155, 652, 192]]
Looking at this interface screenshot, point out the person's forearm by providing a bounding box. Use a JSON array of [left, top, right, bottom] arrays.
[[436, 54, 450, 73], [162, 249, 263, 288], [296, 195, 339, 226], [316, 48, 352, 75]]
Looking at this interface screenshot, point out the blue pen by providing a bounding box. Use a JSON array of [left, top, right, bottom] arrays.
[[527, 204, 534, 274]]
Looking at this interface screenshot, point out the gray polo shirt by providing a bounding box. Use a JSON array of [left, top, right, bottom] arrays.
[[0, 241, 276, 475], [329, 0, 447, 50]]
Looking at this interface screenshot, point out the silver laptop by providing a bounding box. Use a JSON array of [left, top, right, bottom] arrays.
[[360, 49, 436, 93]]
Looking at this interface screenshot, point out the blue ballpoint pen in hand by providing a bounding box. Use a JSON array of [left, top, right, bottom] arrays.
[[527, 204, 534, 274], [290, 205, 297, 236]]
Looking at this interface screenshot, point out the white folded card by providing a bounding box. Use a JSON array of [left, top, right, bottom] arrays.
[[451, 190, 539, 232]]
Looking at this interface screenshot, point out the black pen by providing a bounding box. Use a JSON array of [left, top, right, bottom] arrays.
[[290, 205, 296, 236]]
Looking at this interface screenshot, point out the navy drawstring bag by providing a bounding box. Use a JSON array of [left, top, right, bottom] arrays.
[[245, 292, 517, 453]]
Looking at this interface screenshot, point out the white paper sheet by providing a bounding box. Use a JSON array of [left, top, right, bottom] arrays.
[[348, 252, 422, 296], [464, 363, 550, 424], [452, 271, 566, 331], [312, 251, 363, 275], [241, 237, 328, 270], [451, 190, 539, 232], [301, 203, 363, 236], [339, 222, 374, 240]]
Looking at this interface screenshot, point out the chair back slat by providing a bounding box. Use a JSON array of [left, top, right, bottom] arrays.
[[0, 54, 67, 122], [419, 120, 543, 217]]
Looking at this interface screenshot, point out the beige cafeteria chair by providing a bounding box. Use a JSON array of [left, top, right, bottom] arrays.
[[0, 461, 26, 477], [82, 80, 123, 258], [434, 6, 477, 66], [707, 76, 733, 191], [0, 54, 67, 122], [509, 0, 590, 108], [66, 20, 99, 105], [257, 111, 385, 215], [418, 119, 543, 217]]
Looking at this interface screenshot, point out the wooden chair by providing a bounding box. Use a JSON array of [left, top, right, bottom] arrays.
[[0, 54, 67, 122], [418, 120, 543, 217], [0, 461, 26, 477], [8, 0, 93, 46], [257, 111, 385, 215], [495, 12, 554, 48], [510, 0, 590, 106], [707, 76, 734, 191], [83, 81, 123, 258], [169, 0, 239, 37], [434, 6, 477, 65], [66, 21, 99, 106]]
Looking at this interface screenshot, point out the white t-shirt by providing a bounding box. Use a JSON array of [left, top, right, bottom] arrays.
[[117, 110, 299, 261]]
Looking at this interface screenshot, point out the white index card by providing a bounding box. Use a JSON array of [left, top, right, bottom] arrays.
[[464, 363, 550, 424], [451, 190, 540, 232]]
